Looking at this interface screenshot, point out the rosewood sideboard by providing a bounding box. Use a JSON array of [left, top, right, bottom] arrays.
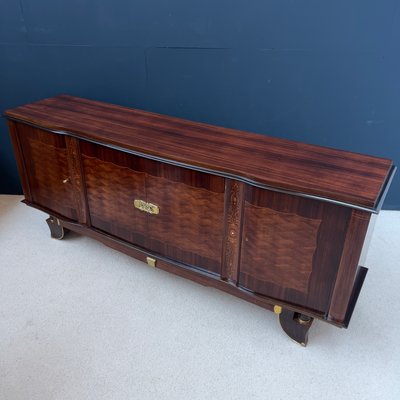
[[4, 95, 396, 345]]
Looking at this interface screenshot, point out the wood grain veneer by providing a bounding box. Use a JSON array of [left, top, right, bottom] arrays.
[[4, 95, 394, 210], [5, 95, 396, 345], [242, 204, 322, 293], [239, 187, 351, 313], [7, 120, 33, 202], [15, 123, 78, 220], [221, 180, 245, 284]]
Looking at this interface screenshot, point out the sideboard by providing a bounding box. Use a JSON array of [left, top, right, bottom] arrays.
[[4, 95, 396, 345]]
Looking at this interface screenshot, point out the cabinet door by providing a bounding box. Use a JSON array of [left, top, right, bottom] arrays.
[[80, 142, 147, 248], [16, 123, 78, 220], [239, 187, 351, 313], [144, 160, 225, 274], [80, 142, 225, 275]]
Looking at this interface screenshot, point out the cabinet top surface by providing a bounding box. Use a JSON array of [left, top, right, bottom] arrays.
[[5, 95, 394, 210]]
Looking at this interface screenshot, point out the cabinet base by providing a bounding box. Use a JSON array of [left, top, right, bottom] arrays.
[[277, 308, 314, 346], [39, 211, 361, 345], [46, 216, 68, 239]]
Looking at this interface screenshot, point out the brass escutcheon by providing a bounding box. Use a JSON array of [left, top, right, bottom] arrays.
[[134, 199, 160, 215]]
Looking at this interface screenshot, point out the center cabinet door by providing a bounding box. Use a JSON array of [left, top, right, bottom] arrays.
[[239, 187, 352, 314], [80, 142, 225, 274]]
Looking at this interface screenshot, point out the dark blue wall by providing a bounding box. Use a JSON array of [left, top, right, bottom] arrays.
[[1, 0, 399, 208]]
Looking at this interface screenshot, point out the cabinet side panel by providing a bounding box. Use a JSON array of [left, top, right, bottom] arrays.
[[7, 120, 32, 201], [328, 210, 371, 323], [239, 187, 351, 313]]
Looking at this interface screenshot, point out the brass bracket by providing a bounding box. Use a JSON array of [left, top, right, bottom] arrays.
[[274, 305, 282, 315], [146, 257, 156, 267], [134, 199, 159, 215]]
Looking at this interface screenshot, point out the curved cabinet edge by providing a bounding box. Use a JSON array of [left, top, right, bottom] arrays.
[[5, 116, 387, 214]]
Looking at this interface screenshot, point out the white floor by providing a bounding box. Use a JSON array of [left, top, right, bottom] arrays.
[[0, 195, 399, 400]]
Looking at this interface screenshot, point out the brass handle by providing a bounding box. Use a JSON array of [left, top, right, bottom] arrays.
[[134, 199, 159, 215], [62, 178, 70, 184]]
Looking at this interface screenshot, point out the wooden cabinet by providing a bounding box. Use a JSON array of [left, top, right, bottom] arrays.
[[5, 95, 396, 346]]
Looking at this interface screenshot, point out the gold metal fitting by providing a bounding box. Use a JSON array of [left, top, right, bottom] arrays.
[[146, 257, 156, 267], [134, 199, 159, 215], [274, 305, 282, 315]]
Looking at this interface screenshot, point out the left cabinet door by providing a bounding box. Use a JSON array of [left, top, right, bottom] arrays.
[[80, 141, 148, 248], [12, 123, 79, 221]]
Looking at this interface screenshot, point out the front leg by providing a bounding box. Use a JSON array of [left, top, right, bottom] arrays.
[[274, 306, 314, 346], [46, 216, 68, 239]]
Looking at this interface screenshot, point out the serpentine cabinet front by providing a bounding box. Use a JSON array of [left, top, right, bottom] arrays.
[[6, 95, 394, 346]]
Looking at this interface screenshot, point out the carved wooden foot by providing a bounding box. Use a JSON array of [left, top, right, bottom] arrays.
[[274, 306, 314, 346], [46, 216, 68, 239]]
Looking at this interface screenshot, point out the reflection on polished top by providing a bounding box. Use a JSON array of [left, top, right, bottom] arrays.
[[4, 94, 395, 210]]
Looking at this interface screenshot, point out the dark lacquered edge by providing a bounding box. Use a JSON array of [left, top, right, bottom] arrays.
[[342, 266, 368, 328], [7, 116, 387, 214], [237, 284, 336, 325], [374, 164, 397, 212]]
